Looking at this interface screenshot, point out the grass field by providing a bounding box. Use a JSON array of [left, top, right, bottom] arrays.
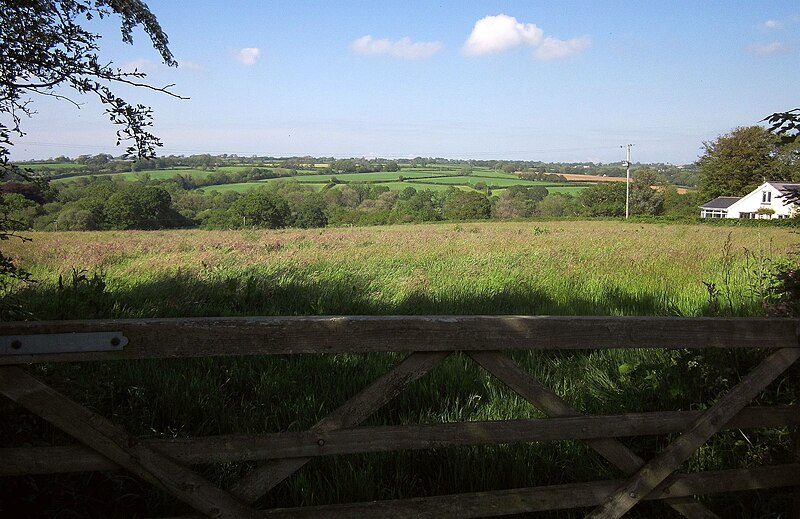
[[51, 167, 217, 184], [37, 161, 596, 197], [6, 221, 792, 319], [2, 221, 796, 517]]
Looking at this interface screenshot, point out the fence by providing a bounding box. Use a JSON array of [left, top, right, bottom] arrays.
[[1, 315, 799, 518]]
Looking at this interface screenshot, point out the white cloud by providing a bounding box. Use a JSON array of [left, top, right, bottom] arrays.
[[462, 14, 543, 56], [235, 47, 261, 65], [748, 41, 790, 56], [351, 36, 442, 59], [121, 58, 157, 73], [762, 19, 783, 29], [533, 36, 592, 61]]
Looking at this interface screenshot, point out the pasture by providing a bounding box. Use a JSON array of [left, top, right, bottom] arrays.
[[5, 220, 793, 319], [40, 161, 593, 196], [1, 220, 796, 517]]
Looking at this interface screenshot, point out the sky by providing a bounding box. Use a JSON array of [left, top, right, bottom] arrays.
[[8, 1, 800, 164]]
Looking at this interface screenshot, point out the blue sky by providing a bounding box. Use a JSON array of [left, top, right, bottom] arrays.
[[9, 1, 800, 164]]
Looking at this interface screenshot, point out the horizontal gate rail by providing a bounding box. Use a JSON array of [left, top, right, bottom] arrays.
[[1, 315, 798, 518], [2, 406, 797, 476], [167, 465, 800, 519], [1, 315, 798, 364]]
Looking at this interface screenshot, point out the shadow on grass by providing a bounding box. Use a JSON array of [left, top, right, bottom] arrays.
[[3, 265, 760, 320], [0, 269, 785, 518]]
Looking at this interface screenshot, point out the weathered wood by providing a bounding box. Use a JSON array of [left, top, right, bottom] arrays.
[[3, 406, 796, 476], [1, 316, 797, 364], [228, 351, 450, 503], [587, 346, 800, 519], [0, 366, 261, 519], [163, 464, 800, 519], [468, 351, 718, 519]]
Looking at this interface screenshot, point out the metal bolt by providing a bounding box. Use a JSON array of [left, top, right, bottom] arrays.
[[110, 337, 121, 346], [629, 492, 637, 499], [10, 340, 22, 350], [317, 439, 325, 447]]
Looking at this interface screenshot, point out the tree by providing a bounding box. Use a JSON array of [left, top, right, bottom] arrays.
[[577, 182, 626, 217], [629, 168, 665, 215], [1, 1, 181, 166], [443, 190, 491, 220], [536, 193, 577, 217], [763, 109, 800, 205], [493, 186, 549, 219], [763, 108, 800, 145], [229, 191, 290, 229], [1, 0, 179, 287], [104, 185, 174, 229], [697, 126, 790, 200]]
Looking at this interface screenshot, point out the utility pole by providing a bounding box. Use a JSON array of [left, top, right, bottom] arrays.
[[621, 144, 634, 219]]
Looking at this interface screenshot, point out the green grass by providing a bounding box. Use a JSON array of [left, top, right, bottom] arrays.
[[405, 175, 586, 190], [42, 163, 592, 196], [195, 182, 265, 193], [1, 221, 796, 517], [51, 167, 217, 183], [7, 221, 791, 319], [377, 181, 470, 192], [540, 185, 590, 195]]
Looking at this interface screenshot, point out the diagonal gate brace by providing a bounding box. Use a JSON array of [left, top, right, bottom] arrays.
[[468, 351, 720, 519], [0, 366, 259, 519], [586, 346, 800, 519]]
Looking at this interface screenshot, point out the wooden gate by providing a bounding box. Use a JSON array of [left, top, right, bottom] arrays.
[[1, 315, 799, 518]]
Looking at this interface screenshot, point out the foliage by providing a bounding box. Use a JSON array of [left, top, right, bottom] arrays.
[[443, 190, 491, 220], [629, 168, 665, 216], [577, 182, 626, 216], [535, 193, 577, 217], [662, 188, 698, 218], [229, 190, 290, 228], [0, 0, 180, 165], [493, 185, 549, 219], [1, 0, 179, 304], [763, 260, 800, 317], [697, 126, 797, 201], [762, 108, 800, 145], [104, 184, 177, 229]]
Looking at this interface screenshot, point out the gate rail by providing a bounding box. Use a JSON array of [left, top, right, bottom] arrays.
[[1, 315, 799, 518]]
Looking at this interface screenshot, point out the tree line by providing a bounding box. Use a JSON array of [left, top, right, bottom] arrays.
[[0, 167, 697, 232]]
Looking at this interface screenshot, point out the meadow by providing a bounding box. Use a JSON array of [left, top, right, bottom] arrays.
[[1, 220, 797, 517]]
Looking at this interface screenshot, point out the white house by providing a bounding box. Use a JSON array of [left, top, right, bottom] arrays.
[[699, 181, 800, 219]]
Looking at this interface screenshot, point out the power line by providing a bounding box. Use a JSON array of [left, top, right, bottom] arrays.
[[11, 140, 631, 160]]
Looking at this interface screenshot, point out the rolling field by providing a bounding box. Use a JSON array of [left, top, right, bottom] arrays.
[[51, 166, 219, 183], [2, 222, 792, 517], [38, 162, 595, 196]]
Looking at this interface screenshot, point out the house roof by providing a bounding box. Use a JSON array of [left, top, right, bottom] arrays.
[[766, 181, 800, 200], [699, 196, 740, 209]]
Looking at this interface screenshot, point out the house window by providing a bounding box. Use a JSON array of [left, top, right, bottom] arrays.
[[762, 191, 772, 204]]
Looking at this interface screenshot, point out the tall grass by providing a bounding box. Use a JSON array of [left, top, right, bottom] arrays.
[[1, 221, 797, 517]]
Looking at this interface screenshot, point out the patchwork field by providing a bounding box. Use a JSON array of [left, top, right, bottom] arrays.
[[41, 162, 593, 196]]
